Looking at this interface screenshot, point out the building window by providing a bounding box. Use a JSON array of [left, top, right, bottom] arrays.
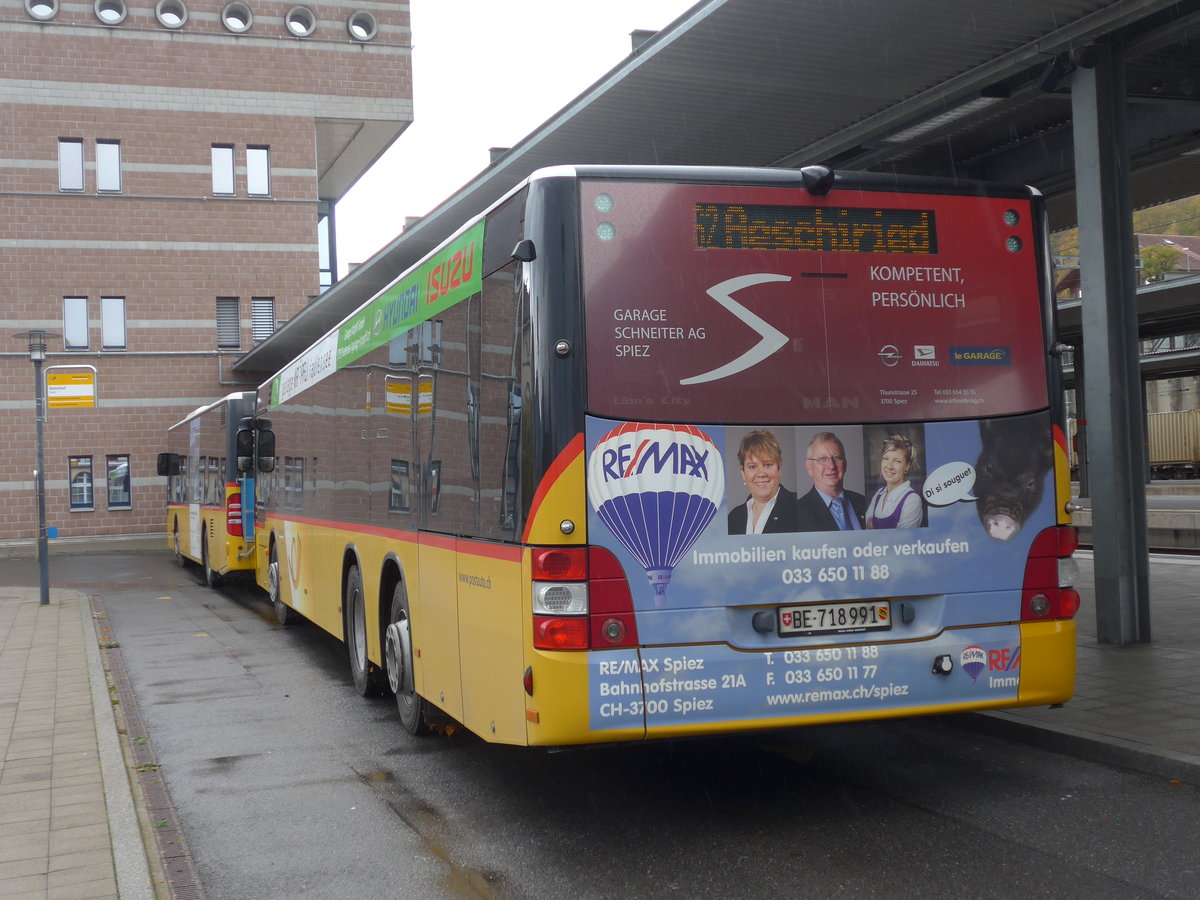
[[59, 139, 83, 192], [94, 0, 127, 26], [107, 455, 131, 509], [221, 2, 253, 33], [389, 460, 410, 512], [64, 297, 88, 350], [216, 297, 240, 349], [246, 146, 270, 196], [211, 145, 235, 195], [101, 297, 126, 350], [251, 297, 275, 343], [318, 207, 335, 290], [26, 0, 59, 22], [347, 10, 377, 41], [155, 0, 187, 28], [285, 6, 315, 37], [284, 457, 304, 509], [96, 140, 121, 192], [69, 457, 94, 511]]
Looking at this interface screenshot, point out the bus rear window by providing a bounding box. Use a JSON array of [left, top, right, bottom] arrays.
[[581, 179, 1048, 424]]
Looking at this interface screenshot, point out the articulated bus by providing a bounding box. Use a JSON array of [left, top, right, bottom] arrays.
[[246, 165, 1079, 746], [158, 392, 259, 587]]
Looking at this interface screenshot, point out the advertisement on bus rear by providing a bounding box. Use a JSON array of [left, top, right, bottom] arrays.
[[582, 411, 1055, 730], [578, 178, 1056, 731]]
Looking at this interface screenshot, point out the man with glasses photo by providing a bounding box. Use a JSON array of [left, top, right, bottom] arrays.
[[796, 432, 867, 532]]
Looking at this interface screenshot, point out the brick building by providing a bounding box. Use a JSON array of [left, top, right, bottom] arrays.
[[1, 0, 412, 546]]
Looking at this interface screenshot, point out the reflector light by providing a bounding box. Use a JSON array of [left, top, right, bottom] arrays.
[[226, 492, 243, 537], [600, 617, 626, 644]]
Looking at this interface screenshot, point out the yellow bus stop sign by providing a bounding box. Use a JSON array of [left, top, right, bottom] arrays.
[[47, 370, 96, 408]]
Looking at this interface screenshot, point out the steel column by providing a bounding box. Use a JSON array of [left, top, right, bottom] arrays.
[[1071, 43, 1151, 643]]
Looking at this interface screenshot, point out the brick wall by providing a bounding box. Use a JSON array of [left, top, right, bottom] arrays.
[[1, 1, 413, 542]]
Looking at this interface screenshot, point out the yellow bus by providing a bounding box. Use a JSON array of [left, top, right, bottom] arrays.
[[246, 165, 1079, 746], [159, 392, 259, 588]]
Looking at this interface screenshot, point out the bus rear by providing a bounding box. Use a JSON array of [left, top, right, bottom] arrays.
[[160, 391, 258, 585], [523, 168, 1077, 744]]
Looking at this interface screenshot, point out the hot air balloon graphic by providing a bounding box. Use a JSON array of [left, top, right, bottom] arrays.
[[587, 423, 725, 604], [960, 645, 986, 684]]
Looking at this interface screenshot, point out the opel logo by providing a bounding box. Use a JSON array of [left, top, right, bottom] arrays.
[[878, 344, 901, 367]]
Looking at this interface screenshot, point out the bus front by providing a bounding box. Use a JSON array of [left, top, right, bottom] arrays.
[[523, 167, 1078, 745]]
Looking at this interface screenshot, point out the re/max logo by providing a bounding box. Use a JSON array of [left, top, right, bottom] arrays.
[[988, 648, 1021, 671], [601, 440, 711, 481]]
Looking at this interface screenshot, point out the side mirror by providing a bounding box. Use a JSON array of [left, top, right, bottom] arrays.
[[156, 452, 181, 476], [236, 428, 255, 473], [257, 429, 276, 474]]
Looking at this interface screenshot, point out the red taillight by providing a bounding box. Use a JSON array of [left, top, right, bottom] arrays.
[[226, 491, 243, 537], [530, 546, 638, 650], [1021, 525, 1079, 620], [533, 616, 589, 650], [532, 547, 587, 580]]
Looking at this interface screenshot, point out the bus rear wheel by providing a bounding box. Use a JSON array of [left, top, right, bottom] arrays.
[[268, 545, 294, 625], [202, 534, 220, 588], [345, 564, 384, 697], [384, 583, 427, 735]]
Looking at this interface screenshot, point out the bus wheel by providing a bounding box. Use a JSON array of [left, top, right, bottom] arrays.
[[345, 564, 384, 697], [202, 534, 220, 589], [384, 584, 427, 735], [268, 546, 294, 626], [172, 525, 185, 568]]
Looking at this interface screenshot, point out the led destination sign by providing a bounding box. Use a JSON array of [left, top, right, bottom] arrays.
[[695, 203, 937, 254]]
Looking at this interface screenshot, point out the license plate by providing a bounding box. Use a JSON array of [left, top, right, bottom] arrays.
[[777, 601, 891, 637]]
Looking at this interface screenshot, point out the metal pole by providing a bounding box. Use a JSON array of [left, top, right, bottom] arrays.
[[34, 354, 50, 605]]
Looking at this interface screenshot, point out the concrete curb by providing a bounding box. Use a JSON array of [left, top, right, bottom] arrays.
[[80, 591, 156, 900], [949, 710, 1200, 786], [0, 534, 166, 559]]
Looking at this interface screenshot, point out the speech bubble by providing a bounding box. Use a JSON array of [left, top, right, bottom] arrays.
[[922, 462, 976, 506]]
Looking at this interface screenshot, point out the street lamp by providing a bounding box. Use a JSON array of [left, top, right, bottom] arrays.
[[13, 330, 60, 605]]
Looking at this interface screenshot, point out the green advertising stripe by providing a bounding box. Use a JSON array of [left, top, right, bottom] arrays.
[[336, 220, 485, 369]]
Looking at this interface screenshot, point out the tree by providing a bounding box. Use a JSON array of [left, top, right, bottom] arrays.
[[1140, 244, 1183, 283]]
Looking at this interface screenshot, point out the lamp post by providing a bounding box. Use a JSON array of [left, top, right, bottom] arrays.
[[13, 330, 59, 605]]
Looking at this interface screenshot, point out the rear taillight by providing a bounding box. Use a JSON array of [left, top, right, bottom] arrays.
[[531, 546, 638, 650], [226, 490, 243, 537], [1021, 525, 1080, 620]]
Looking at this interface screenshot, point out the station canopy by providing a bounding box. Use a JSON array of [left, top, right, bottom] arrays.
[[236, 0, 1200, 378]]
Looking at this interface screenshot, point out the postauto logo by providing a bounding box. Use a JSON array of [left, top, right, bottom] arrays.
[[950, 346, 1011, 366]]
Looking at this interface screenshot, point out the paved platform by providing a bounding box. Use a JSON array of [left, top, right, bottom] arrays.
[[0, 551, 1196, 899], [0, 587, 153, 899]]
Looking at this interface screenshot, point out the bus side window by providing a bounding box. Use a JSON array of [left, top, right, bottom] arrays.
[[477, 259, 522, 540]]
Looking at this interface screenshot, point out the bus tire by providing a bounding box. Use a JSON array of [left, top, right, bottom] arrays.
[[202, 534, 220, 589], [345, 564, 384, 697], [172, 523, 186, 568], [268, 545, 294, 626], [384, 583, 428, 735]]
